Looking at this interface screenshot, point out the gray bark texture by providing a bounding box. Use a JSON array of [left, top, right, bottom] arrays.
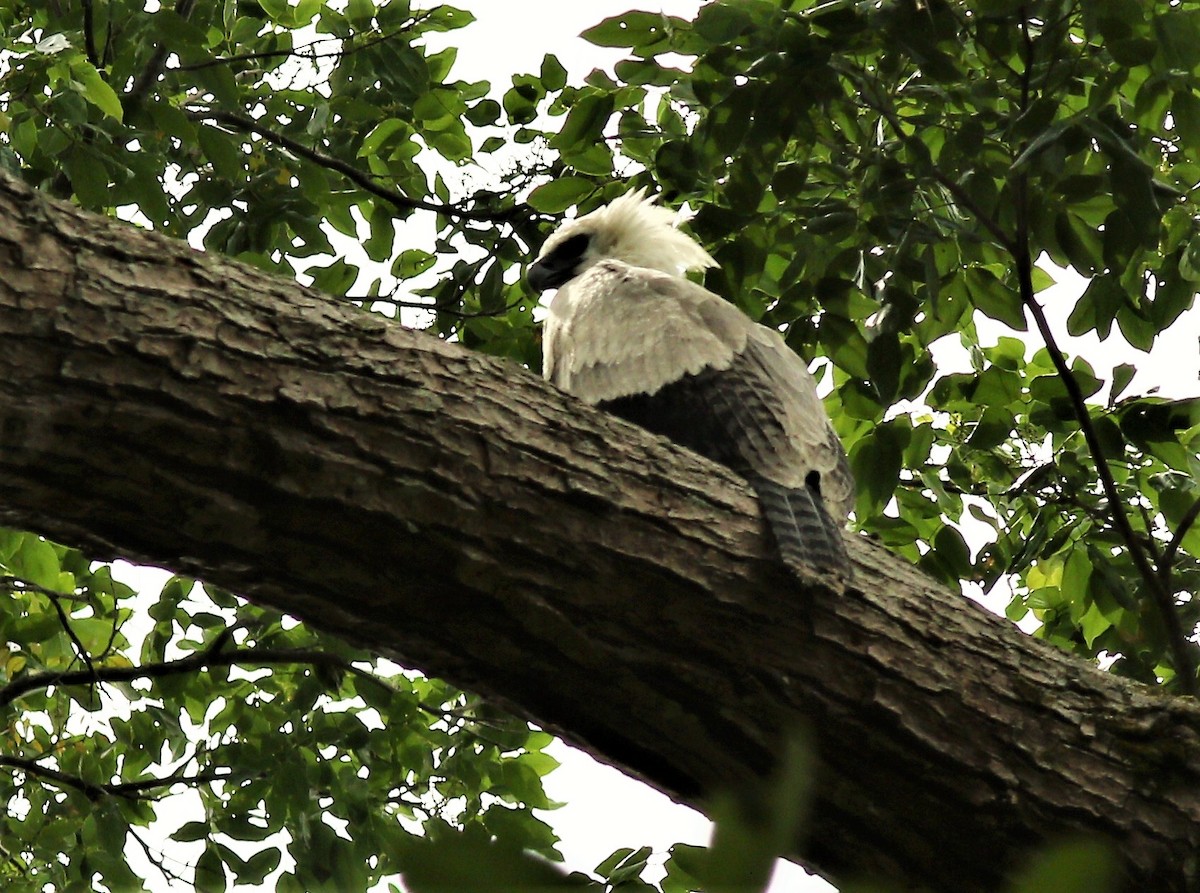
[[0, 172, 1198, 892]]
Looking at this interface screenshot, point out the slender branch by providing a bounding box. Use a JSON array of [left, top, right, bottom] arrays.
[[177, 24, 413, 72], [845, 10, 1197, 691], [125, 0, 199, 112], [0, 755, 230, 801], [0, 575, 87, 602], [1018, 9, 1034, 111], [128, 826, 187, 885], [81, 0, 99, 67], [184, 106, 525, 224], [42, 586, 98, 689], [3, 575, 101, 686], [0, 638, 382, 710], [1160, 496, 1200, 589], [1009, 10, 1196, 695]]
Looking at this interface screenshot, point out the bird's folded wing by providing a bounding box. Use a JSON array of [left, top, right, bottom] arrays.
[[545, 264, 749, 402]]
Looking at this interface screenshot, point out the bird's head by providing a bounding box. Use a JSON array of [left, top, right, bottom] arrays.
[[528, 188, 717, 292]]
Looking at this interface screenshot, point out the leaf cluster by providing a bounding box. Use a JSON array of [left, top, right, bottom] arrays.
[[0, 531, 561, 890]]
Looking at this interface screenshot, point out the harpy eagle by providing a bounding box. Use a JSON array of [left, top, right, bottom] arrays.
[[528, 189, 855, 579]]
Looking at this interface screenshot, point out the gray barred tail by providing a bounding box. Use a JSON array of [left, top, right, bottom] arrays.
[[748, 474, 851, 580]]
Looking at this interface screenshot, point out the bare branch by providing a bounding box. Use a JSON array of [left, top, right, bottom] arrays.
[[127, 826, 187, 885]]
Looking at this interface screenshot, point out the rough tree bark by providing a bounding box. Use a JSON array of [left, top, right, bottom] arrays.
[[0, 172, 1197, 893]]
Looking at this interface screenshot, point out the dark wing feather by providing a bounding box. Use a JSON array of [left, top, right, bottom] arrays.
[[600, 347, 852, 577]]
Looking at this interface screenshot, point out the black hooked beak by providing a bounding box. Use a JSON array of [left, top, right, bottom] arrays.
[[527, 232, 590, 292], [527, 259, 575, 292]]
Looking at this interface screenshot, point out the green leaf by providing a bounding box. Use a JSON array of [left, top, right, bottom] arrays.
[[14, 537, 61, 590], [582, 12, 673, 49], [850, 419, 911, 515], [172, 821, 211, 843], [195, 841, 228, 893], [198, 127, 245, 181], [550, 92, 615, 153], [70, 58, 123, 122], [422, 5, 475, 32], [396, 831, 577, 891], [393, 248, 437, 279], [465, 99, 501, 127], [236, 847, 282, 885], [63, 149, 110, 208], [540, 54, 568, 92], [965, 267, 1026, 330], [527, 178, 594, 214], [1109, 363, 1136, 403]]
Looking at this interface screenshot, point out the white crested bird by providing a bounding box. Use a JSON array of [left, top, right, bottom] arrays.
[[528, 189, 855, 580]]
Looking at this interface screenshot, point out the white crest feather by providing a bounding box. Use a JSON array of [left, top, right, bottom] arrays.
[[537, 187, 717, 277]]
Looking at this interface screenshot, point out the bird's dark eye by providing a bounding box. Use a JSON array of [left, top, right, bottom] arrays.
[[546, 233, 590, 268]]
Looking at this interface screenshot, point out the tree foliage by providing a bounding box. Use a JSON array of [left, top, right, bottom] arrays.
[[0, 0, 1197, 890]]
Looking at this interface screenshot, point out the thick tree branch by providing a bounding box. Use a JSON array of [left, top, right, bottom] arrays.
[[1, 173, 1199, 892]]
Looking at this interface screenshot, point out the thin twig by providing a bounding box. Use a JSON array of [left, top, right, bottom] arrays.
[[177, 24, 411, 72], [42, 588, 98, 691], [0, 575, 88, 602], [128, 826, 187, 885], [1160, 495, 1200, 589]]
